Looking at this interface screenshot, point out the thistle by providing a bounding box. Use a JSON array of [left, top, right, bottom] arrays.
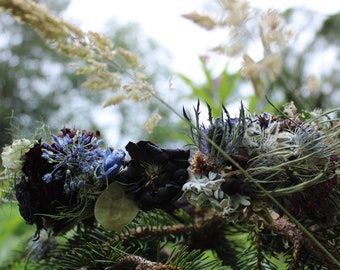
[[183, 102, 340, 225]]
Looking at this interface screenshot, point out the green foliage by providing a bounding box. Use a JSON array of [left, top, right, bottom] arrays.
[[179, 56, 240, 118], [318, 11, 340, 43], [0, 203, 35, 270], [35, 210, 227, 269], [237, 228, 282, 270]]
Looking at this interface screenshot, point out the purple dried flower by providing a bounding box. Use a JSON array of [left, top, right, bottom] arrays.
[[41, 128, 103, 191]]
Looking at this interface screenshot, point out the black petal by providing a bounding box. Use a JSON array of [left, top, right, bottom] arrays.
[[122, 141, 190, 210]]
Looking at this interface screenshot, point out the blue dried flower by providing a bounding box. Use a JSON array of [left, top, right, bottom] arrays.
[[42, 173, 53, 183], [41, 128, 104, 191], [95, 147, 125, 180]]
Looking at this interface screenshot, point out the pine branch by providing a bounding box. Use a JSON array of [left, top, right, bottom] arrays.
[[257, 213, 340, 270], [114, 255, 180, 270], [35, 209, 228, 269], [116, 224, 192, 242], [237, 225, 278, 270]]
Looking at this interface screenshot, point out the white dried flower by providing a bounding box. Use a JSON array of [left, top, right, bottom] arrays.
[[182, 171, 226, 207], [241, 112, 296, 157], [1, 139, 33, 176], [223, 193, 250, 217], [183, 171, 250, 220], [283, 101, 297, 118], [276, 132, 295, 148]]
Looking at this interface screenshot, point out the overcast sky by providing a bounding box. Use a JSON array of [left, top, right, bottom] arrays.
[[62, 0, 339, 82], [61, 1, 340, 145]]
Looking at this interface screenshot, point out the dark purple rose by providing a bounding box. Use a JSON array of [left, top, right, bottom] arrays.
[[121, 141, 190, 211], [16, 142, 78, 234], [15, 128, 101, 235]]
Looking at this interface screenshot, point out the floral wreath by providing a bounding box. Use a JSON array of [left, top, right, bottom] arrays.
[[1, 102, 338, 238]]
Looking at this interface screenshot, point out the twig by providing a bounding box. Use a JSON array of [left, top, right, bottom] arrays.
[[115, 255, 180, 270], [268, 214, 340, 270], [254, 223, 263, 270]]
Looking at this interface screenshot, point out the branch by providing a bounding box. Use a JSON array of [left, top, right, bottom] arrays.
[[115, 224, 192, 242], [114, 255, 180, 270], [114, 211, 226, 243], [268, 214, 340, 270]]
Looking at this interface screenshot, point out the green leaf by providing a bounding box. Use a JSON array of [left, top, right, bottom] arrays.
[[218, 70, 240, 103], [178, 74, 212, 102], [94, 183, 139, 231]]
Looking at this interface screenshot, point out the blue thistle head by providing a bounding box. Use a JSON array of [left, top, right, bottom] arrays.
[[184, 101, 246, 169]]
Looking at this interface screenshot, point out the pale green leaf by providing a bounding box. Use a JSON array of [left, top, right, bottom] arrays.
[[94, 183, 139, 231]]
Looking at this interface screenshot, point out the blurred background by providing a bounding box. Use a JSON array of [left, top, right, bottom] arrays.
[[1, 0, 340, 266]]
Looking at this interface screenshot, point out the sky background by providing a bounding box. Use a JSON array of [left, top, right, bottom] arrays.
[[62, 0, 339, 82], [60, 1, 340, 145]]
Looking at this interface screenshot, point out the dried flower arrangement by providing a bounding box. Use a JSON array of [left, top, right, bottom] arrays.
[[0, 0, 339, 269]]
